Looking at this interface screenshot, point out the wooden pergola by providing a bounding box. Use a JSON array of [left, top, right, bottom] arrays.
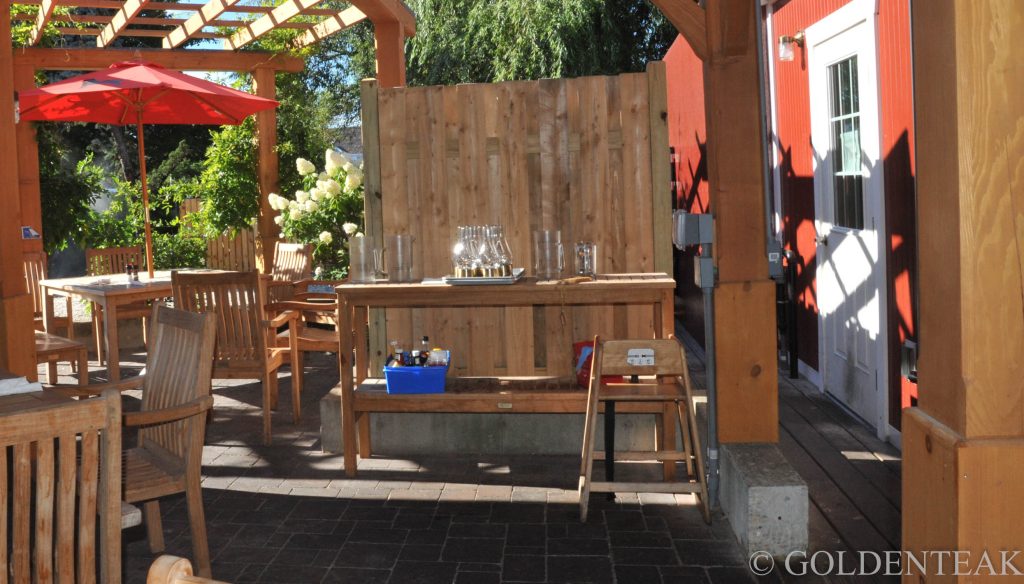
[[2, 0, 1020, 560], [0, 0, 414, 378]]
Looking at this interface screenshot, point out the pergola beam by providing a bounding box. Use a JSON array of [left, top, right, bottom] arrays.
[[16, 0, 339, 16], [224, 0, 342, 50], [349, 0, 415, 35], [291, 6, 368, 48], [27, 0, 57, 45], [95, 0, 150, 47], [649, 0, 706, 61], [163, 0, 240, 49], [13, 12, 318, 30], [14, 47, 305, 72]]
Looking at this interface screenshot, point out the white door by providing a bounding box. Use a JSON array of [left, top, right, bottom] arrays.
[[808, 0, 889, 435]]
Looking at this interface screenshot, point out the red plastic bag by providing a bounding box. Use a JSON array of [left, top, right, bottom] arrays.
[[573, 340, 623, 389]]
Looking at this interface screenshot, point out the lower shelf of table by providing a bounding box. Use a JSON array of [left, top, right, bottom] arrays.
[[351, 377, 671, 414]]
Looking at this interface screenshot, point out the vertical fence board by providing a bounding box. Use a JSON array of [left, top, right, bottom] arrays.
[[365, 67, 666, 376]]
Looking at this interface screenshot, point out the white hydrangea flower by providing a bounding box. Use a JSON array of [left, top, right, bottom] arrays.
[[296, 158, 316, 176], [354, 232, 364, 238], [318, 231, 333, 244], [324, 179, 342, 196], [288, 200, 300, 210], [295, 191, 310, 203], [304, 200, 318, 212], [289, 208, 302, 220], [273, 215, 284, 225], [342, 222, 358, 236], [267, 193, 280, 210], [317, 171, 329, 182], [344, 173, 362, 191], [309, 188, 323, 202], [326, 149, 350, 173]]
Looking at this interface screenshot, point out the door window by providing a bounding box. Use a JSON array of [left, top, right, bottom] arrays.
[[827, 55, 864, 230]]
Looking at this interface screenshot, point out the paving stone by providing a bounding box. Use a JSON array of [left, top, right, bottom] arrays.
[[448, 523, 507, 539], [335, 542, 402, 569], [458, 562, 502, 573], [454, 572, 500, 584], [660, 566, 712, 583], [611, 546, 681, 566], [675, 539, 748, 567], [399, 543, 444, 562], [609, 531, 673, 548], [614, 565, 663, 584], [388, 560, 458, 584], [321, 567, 391, 584], [547, 538, 609, 556], [506, 524, 546, 547], [502, 554, 546, 582], [256, 563, 328, 583], [442, 538, 505, 564], [547, 556, 614, 583], [348, 525, 410, 544]]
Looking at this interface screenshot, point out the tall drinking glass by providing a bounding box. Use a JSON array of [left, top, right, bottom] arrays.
[[533, 230, 564, 280], [386, 234, 415, 282], [348, 236, 377, 284], [574, 241, 597, 277]]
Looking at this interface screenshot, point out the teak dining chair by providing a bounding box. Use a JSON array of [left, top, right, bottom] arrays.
[[0, 387, 123, 583], [264, 281, 342, 421], [85, 245, 154, 364], [172, 270, 302, 445], [578, 337, 710, 523], [55, 305, 220, 578], [24, 250, 73, 336], [265, 242, 312, 304]]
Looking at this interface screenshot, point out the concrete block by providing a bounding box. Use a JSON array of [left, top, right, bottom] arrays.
[[319, 386, 659, 455], [720, 442, 807, 558]]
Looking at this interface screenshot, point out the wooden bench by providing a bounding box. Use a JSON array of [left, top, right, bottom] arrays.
[[334, 274, 676, 477]]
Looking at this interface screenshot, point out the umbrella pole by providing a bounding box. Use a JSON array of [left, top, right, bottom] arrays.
[[136, 114, 155, 278]]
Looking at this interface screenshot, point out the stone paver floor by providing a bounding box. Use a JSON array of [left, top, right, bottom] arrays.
[[45, 350, 759, 584]]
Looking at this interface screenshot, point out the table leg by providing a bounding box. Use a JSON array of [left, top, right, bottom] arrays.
[[661, 402, 677, 480], [103, 301, 121, 380], [604, 400, 615, 487], [337, 298, 358, 477], [354, 306, 368, 384], [78, 348, 88, 386], [42, 288, 56, 334], [659, 289, 674, 339]]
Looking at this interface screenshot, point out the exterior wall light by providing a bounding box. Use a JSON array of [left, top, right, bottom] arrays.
[[777, 31, 805, 62]]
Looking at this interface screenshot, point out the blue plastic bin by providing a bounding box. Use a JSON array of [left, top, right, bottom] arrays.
[[384, 354, 449, 394]]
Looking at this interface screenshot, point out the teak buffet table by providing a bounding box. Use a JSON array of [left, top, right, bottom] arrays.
[[335, 273, 676, 477]]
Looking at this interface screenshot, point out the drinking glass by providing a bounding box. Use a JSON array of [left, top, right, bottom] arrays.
[[348, 236, 377, 284], [574, 241, 597, 277], [386, 234, 415, 282], [533, 230, 564, 280]]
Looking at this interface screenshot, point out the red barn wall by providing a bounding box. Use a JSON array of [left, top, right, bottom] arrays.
[[664, 36, 709, 345], [664, 0, 918, 432]]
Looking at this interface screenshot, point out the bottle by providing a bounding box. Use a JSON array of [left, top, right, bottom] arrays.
[[132, 264, 140, 282], [125, 262, 133, 283], [410, 350, 422, 367], [419, 336, 430, 365]]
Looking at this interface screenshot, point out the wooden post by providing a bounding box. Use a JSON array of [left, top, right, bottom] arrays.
[[703, 0, 778, 442], [903, 0, 1024, 576], [373, 20, 406, 88], [14, 65, 42, 255], [360, 79, 388, 373], [253, 67, 279, 274], [0, 8, 36, 377], [647, 61, 673, 276]]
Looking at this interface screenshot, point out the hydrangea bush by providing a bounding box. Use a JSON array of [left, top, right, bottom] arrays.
[[268, 149, 365, 279]]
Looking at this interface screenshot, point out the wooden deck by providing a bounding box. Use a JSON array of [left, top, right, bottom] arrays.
[[680, 333, 902, 565]]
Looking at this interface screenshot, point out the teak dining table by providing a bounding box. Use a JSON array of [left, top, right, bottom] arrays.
[[39, 271, 174, 381]]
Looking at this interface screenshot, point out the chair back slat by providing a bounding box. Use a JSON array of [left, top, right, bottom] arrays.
[[172, 271, 266, 366], [0, 391, 121, 584], [591, 338, 688, 377], [140, 306, 218, 459], [272, 243, 312, 282], [85, 246, 143, 276], [23, 251, 47, 317]]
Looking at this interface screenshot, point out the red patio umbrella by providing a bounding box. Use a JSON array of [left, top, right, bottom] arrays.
[[17, 61, 279, 277]]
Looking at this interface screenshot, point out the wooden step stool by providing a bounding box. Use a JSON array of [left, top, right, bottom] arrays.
[[578, 337, 710, 523], [35, 331, 88, 385]]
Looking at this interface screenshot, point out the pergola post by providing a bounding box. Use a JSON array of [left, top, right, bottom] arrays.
[[903, 0, 1024, 571], [0, 9, 36, 377], [253, 67, 280, 274], [651, 0, 779, 443], [373, 20, 406, 88], [15, 65, 43, 255]]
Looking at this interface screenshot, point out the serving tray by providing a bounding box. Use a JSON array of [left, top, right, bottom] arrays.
[[442, 268, 525, 286]]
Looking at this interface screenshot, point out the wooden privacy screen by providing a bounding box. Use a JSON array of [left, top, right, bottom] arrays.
[[180, 199, 258, 272], [361, 62, 672, 376]]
